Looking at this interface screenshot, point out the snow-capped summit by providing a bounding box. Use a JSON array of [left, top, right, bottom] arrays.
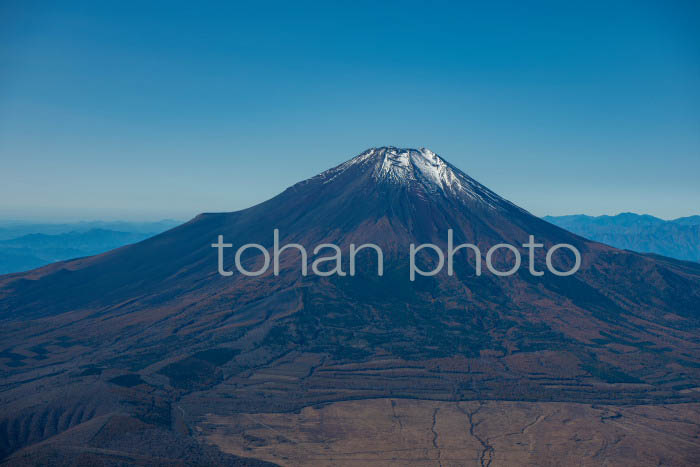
[[318, 146, 511, 210]]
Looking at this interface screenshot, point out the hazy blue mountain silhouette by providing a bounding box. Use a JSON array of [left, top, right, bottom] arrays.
[[544, 213, 700, 262], [0, 221, 181, 274], [0, 219, 181, 241]]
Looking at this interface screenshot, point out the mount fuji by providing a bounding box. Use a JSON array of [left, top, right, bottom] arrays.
[[1, 147, 700, 465]]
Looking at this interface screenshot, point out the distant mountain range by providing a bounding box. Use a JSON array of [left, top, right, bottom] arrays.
[[544, 213, 700, 262], [0, 221, 180, 274], [0, 219, 181, 240]]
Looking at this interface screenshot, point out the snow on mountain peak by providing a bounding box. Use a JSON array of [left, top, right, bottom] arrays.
[[316, 147, 514, 210]]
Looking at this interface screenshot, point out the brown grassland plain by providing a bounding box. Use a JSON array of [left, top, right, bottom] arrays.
[[199, 399, 700, 466]]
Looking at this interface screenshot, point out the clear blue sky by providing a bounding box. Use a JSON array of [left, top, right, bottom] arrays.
[[1, 1, 698, 221]]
